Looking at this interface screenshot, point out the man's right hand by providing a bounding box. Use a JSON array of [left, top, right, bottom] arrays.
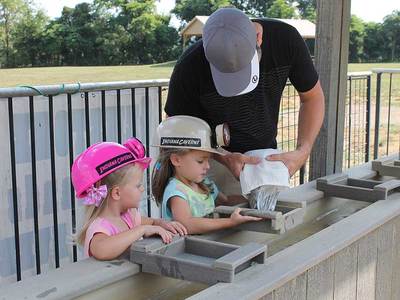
[[223, 152, 261, 179]]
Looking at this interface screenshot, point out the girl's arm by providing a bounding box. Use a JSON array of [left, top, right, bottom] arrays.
[[170, 196, 260, 234], [141, 216, 155, 225], [141, 216, 187, 236], [90, 225, 172, 260], [215, 192, 248, 206]]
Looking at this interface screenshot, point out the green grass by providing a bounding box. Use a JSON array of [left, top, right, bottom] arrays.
[[348, 62, 400, 72], [0, 61, 176, 88], [0, 61, 399, 90]]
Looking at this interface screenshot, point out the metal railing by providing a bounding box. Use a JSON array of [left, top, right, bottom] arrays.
[[0, 70, 399, 285], [0, 80, 168, 284], [343, 72, 372, 170], [373, 69, 400, 160]]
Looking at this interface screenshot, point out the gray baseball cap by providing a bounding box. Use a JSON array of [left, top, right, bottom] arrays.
[[203, 8, 259, 97]]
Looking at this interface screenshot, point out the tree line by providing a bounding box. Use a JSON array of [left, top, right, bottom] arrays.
[[0, 0, 399, 68]]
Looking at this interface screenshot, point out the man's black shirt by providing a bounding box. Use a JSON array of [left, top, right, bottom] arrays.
[[165, 18, 318, 153]]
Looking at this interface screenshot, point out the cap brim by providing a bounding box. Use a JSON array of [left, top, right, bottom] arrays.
[[151, 144, 228, 156], [210, 49, 259, 97]]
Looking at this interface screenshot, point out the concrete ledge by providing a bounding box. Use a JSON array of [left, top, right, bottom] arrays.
[[1, 258, 140, 300]]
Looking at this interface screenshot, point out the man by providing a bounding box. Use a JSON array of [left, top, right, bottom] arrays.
[[165, 7, 324, 193]]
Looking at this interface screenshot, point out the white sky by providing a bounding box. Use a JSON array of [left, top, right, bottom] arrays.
[[35, 0, 398, 23]]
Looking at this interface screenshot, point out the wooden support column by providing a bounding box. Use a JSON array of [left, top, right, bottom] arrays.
[[309, 0, 351, 180]]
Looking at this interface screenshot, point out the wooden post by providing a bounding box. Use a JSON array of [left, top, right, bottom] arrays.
[[309, 0, 351, 180]]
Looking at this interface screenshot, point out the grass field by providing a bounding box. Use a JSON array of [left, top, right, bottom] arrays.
[[0, 61, 176, 88], [0, 62, 399, 88]]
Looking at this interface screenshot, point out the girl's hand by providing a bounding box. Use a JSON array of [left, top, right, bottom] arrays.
[[158, 219, 188, 236], [230, 208, 262, 225], [143, 225, 173, 244]]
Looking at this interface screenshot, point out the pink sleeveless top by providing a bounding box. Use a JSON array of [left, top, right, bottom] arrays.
[[83, 208, 141, 257]]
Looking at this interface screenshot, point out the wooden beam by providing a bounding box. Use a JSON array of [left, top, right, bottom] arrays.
[[309, 0, 351, 180]]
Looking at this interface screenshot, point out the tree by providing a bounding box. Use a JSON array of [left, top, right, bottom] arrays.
[[363, 22, 384, 62], [382, 10, 400, 61], [229, 0, 273, 17], [293, 0, 316, 22], [125, 0, 179, 63], [0, 0, 28, 67], [12, 8, 48, 66], [266, 0, 297, 19], [349, 15, 365, 63], [173, 0, 229, 25]]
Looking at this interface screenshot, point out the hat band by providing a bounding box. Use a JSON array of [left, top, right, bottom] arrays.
[[160, 137, 201, 147], [96, 153, 135, 175]]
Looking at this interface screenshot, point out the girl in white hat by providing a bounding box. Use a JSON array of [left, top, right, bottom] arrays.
[[152, 116, 261, 234]]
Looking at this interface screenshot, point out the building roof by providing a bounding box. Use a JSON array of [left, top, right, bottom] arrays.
[[180, 16, 316, 39]]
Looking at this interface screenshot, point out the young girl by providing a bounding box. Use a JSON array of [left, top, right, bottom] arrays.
[[152, 116, 261, 234], [72, 137, 187, 260]]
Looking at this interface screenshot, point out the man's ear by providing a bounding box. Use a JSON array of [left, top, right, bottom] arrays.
[[170, 153, 181, 167], [110, 186, 120, 200], [253, 22, 263, 46]]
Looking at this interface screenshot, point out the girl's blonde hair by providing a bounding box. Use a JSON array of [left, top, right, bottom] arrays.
[[76, 163, 141, 245], [151, 148, 213, 206]]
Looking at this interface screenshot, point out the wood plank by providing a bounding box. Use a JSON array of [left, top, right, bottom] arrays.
[[376, 221, 394, 299], [333, 243, 357, 300], [356, 231, 378, 300], [391, 216, 400, 300], [306, 256, 334, 300], [274, 272, 306, 300], [310, 0, 351, 179], [334, 0, 351, 173], [258, 293, 273, 300], [188, 196, 400, 299]]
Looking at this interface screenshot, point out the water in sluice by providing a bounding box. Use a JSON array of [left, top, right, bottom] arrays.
[[78, 196, 370, 300]]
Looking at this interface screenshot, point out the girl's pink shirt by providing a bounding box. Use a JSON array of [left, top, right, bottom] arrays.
[[83, 208, 141, 257]]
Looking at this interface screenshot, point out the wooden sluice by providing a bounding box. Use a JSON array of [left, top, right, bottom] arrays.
[[3, 155, 400, 299]]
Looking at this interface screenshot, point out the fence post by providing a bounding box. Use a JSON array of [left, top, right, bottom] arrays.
[[374, 72, 382, 159], [310, 0, 350, 180], [365, 75, 371, 162]]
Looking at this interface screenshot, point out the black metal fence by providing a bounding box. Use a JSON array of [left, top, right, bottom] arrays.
[[373, 69, 400, 160], [0, 70, 399, 284], [278, 71, 373, 185], [0, 81, 167, 284], [343, 72, 372, 169]]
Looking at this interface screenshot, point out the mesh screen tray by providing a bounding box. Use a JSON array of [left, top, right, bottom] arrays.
[[130, 236, 266, 284], [213, 200, 306, 234], [317, 173, 400, 202], [372, 157, 400, 177]]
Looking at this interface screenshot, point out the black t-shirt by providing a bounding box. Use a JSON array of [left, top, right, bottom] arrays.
[[165, 18, 318, 153]]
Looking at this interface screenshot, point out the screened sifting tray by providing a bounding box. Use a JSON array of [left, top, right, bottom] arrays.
[[317, 173, 400, 202], [213, 200, 306, 234], [372, 156, 400, 178], [130, 236, 266, 285]]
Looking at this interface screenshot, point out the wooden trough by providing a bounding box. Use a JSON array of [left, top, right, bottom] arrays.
[[3, 155, 400, 300]]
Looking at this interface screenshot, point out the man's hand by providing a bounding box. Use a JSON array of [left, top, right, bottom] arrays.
[[223, 152, 261, 179], [266, 148, 309, 177]]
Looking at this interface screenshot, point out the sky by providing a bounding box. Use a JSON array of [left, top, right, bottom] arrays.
[[35, 0, 399, 23]]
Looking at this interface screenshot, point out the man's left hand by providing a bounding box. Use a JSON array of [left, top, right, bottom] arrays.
[[266, 149, 310, 177]]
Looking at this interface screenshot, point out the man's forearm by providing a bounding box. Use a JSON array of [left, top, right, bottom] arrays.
[[297, 81, 325, 155]]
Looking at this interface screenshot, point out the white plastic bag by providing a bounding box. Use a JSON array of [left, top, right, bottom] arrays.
[[240, 149, 290, 211]]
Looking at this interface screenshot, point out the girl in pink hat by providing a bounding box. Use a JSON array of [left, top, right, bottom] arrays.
[[71, 137, 187, 260]]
